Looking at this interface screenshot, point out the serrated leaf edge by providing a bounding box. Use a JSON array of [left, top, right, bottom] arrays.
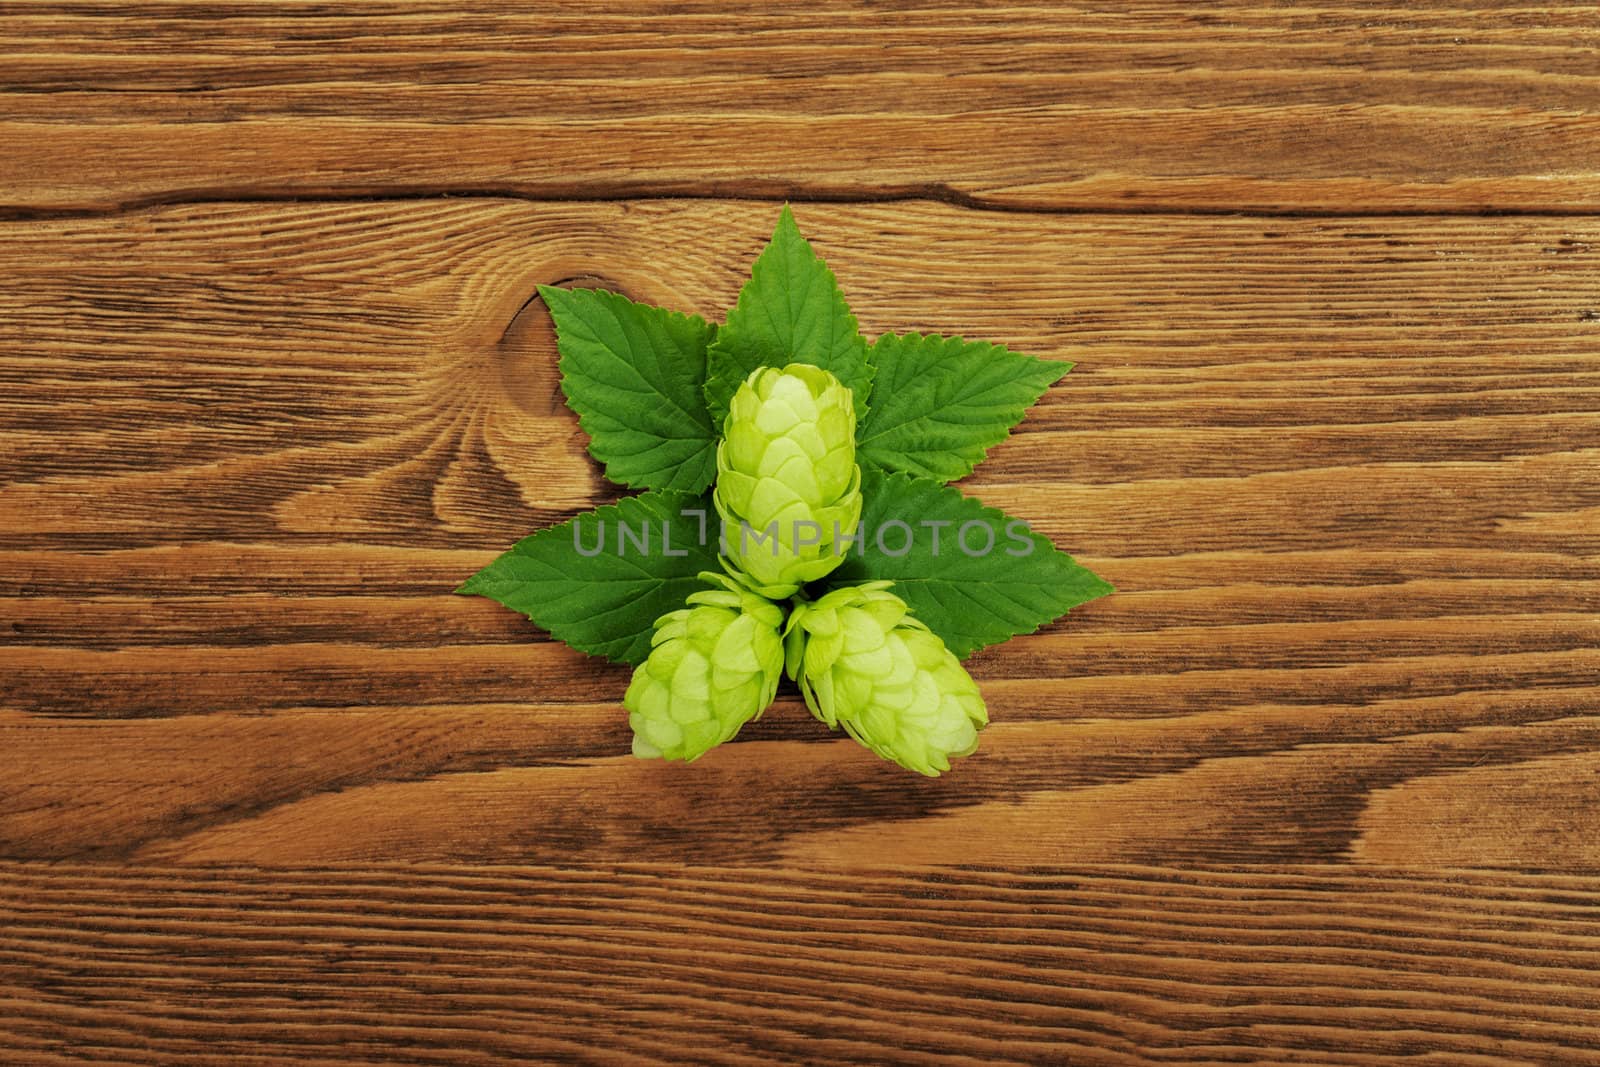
[[824, 469, 1114, 658], [858, 331, 1071, 484], [539, 284, 719, 494], [456, 489, 718, 666], [703, 206, 874, 426]]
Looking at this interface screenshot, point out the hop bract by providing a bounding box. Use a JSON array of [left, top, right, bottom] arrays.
[[714, 363, 862, 598], [624, 573, 785, 762], [785, 581, 988, 776]]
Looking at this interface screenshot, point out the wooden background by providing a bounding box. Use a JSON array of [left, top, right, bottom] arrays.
[[4, 3, 1600, 1063]]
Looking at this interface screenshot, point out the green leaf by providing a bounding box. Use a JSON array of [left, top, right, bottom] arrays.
[[458, 490, 721, 665], [704, 205, 873, 429], [858, 332, 1069, 483], [823, 470, 1112, 658], [540, 285, 718, 493]]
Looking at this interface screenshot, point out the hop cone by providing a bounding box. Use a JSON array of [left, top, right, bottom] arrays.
[[624, 573, 785, 762], [785, 582, 988, 776], [714, 363, 862, 598]]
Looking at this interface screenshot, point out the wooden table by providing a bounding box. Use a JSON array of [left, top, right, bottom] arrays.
[[5, 4, 1600, 1063]]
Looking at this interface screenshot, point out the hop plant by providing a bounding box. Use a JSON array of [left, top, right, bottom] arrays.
[[785, 581, 989, 776], [713, 363, 863, 598], [464, 206, 1114, 776], [624, 572, 786, 762]]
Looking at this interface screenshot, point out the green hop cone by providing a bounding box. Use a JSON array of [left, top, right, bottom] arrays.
[[714, 363, 863, 598], [624, 572, 785, 762], [785, 581, 988, 776]]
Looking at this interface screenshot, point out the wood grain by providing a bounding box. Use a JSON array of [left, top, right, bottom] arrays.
[[6, 4, 1600, 1062], [6, 862, 1600, 1065], [7, 2, 1600, 214]]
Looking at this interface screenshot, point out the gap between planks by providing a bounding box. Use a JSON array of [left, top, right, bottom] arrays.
[[12, 184, 1600, 225]]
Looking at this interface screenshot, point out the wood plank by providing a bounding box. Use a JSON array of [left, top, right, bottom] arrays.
[[4, 863, 1600, 1065], [4, 199, 1599, 551], [2, 198, 1598, 868], [7, 3, 1600, 213], [5, 684, 1600, 864]]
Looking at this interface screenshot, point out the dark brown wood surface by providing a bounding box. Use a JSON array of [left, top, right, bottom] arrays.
[[3, 4, 1599, 1063]]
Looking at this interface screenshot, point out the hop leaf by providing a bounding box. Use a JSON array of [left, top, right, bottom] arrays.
[[828, 469, 1113, 659], [457, 490, 721, 666], [786, 582, 988, 776], [625, 573, 786, 762], [713, 363, 863, 598], [703, 205, 873, 427], [540, 286, 719, 493], [858, 332, 1068, 483]]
